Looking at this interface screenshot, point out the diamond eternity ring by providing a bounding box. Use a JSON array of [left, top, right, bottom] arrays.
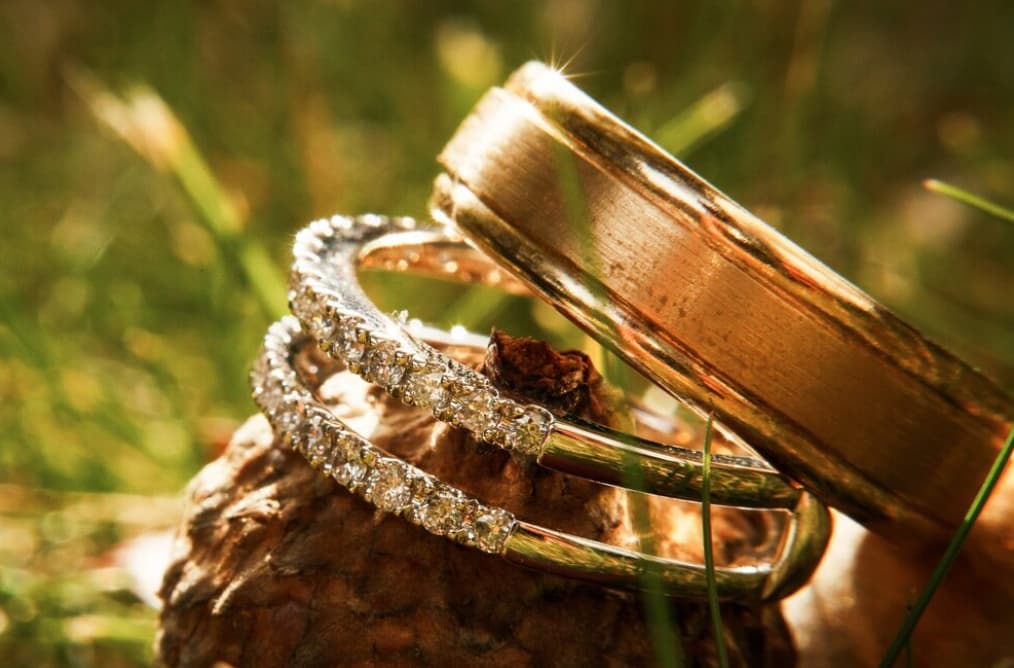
[[288, 213, 817, 511], [252, 316, 830, 600]]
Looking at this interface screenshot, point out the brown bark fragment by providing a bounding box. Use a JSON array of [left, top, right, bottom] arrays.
[[157, 334, 794, 667], [483, 328, 609, 418]]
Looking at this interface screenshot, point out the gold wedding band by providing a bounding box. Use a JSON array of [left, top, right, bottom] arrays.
[[431, 61, 1013, 545]]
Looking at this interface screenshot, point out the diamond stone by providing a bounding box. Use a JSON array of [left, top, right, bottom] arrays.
[[304, 434, 329, 468], [252, 285, 529, 564], [286, 215, 562, 461], [362, 338, 405, 387], [401, 356, 446, 407], [309, 312, 336, 345], [454, 499, 480, 545], [503, 405, 553, 455], [422, 490, 465, 536], [368, 462, 412, 512], [474, 508, 515, 553], [288, 286, 313, 317], [404, 473, 436, 524], [334, 440, 368, 487], [336, 318, 366, 364], [277, 393, 304, 433], [349, 448, 379, 491], [449, 389, 495, 434], [321, 439, 347, 476]]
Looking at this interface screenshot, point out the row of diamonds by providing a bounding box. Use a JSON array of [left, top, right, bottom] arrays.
[[251, 317, 517, 555], [288, 214, 553, 457]]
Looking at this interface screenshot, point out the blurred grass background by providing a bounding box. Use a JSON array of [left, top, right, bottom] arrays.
[[1, 1, 1012, 665]]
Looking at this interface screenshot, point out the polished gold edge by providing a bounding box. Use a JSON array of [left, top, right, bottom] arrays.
[[502, 510, 825, 602], [501, 523, 767, 601], [543, 420, 801, 510]]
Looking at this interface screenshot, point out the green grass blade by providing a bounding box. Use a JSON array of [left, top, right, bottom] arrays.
[[655, 82, 748, 157], [548, 78, 748, 666], [171, 139, 289, 319], [552, 138, 684, 668], [606, 356, 685, 668], [878, 424, 1014, 667], [68, 69, 288, 320], [701, 414, 730, 668], [923, 179, 1014, 225], [443, 286, 511, 331]]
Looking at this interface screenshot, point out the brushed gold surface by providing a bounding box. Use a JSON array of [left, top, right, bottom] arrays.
[[432, 62, 1013, 544]]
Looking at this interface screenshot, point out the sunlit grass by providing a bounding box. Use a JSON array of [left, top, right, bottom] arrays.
[[67, 69, 288, 321], [655, 82, 749, 157], [548, 74, 760, 666], [551, 134, 686, 667], [701, 414, 730, 668], [923, 179, 1014, 225]]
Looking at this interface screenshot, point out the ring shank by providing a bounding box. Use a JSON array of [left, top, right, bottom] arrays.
[[502, 490, 829, 602]]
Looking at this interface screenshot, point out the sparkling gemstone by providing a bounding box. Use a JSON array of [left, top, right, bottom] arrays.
[[277, 397, 304, 439], [449, 389, 495, 434], [309, 312, 336, 344], [368, 462, 412, 512], [304, 428, 330, 467], [401, 356, 447, 408], [309, 218, 333, 238], [360, 213, 384, 228], [374, 355, 407, 388], [292, 412, 323, 456], [434, 376, 472, 422], [288, 287, 311, 315], [422, 490, 465, 536], [503, 405, 553, 455], [320, 434, 348, 476], [349, 448, 379, 491], [362, 339, 405, 387], [333, 440, 368, 487], [336, 318, 366, 364], [330, 215, 353, 232], [267, 368, 288, 391], [454, 499, 480, 545], [404, 474, 436, 524], [474, 508, 515, 553]]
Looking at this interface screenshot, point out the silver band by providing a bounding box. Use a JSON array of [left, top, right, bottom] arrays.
[[288, 214, 807, 509], [252, 316, 830, 600]]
